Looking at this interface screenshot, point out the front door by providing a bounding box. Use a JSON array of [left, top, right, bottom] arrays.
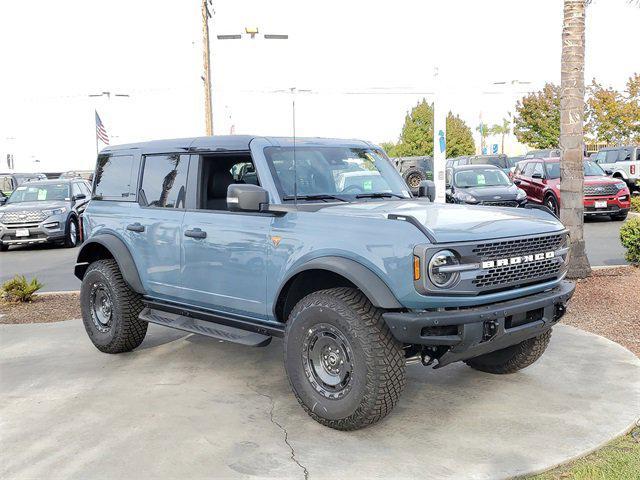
[[180, 153, 271, 319]]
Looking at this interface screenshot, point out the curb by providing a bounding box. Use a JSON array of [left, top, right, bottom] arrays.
[[591, 264, 631, 270], [38, 290, 80, 296]]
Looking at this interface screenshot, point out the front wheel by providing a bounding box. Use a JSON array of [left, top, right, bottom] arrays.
[[80, 259, 148, 353], [465, 329, 552, 374], [284, 287, 406, 430], [545, 195, 559, 217]]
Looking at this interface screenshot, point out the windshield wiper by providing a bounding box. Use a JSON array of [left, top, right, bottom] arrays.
[[355, 192, 405, 199], [283, 194, 349, 202]]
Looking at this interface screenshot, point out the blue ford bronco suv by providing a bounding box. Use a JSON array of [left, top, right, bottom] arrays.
[[76, 136, 574, 430]]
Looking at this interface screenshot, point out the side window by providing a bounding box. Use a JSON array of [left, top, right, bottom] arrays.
[[199, 154, 258, 211], [71, 183, 83, 197], [618, 148, 631, 162], [80, 182, 91, 196], [594, 151, 606, 163], [605, 150, 619, 163], [139, 154, 189, 208], [93, 154, 138, 200], [522, 162, 534, 177], [532, 162, 544, 177]]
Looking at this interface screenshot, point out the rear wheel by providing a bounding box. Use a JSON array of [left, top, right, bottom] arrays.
[[64, 217, 79, 248], [465, 329, 552, 374], [284, 287, 406, 430], [80, 259, 147, 353], [403, 168, 427, 192], [544, 194, 559, 216]]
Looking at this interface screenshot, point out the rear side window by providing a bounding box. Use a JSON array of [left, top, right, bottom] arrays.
[[605, 150, 619, 163], [618, 148, 632, 162], [94, 154, 138, 201], [139, 154, 189, 208]]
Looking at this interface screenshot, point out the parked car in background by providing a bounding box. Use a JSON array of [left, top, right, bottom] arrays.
[[0, 172, 47, 196], [468, 154, 510, 173], [60, 170, 95, 182], [592, 146, 639, 193], [446, 164, 527, 207], [507, 156, 525, 178], [524, 149, 561, 159], [0, 178, 91, 251], [393, 156, 433, 193], [513, 158, 630, 220], [445, 156, 470, 169]]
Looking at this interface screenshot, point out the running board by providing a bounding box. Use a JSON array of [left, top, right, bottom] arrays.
[[139, 307, 272, 347]]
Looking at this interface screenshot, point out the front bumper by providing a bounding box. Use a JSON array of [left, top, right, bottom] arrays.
[[0, 217, 66, 246], [383, 280, 575, 367], [583, 194, 630, 216]]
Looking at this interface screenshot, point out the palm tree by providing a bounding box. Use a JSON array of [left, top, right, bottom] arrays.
[[560, 0, 591, 278], [490, 117, 511, 154], [476, 122, 490, 154]]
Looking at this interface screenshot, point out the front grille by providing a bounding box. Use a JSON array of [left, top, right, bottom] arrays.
[[474, 258, 562, 288], [584, 184, 619, 196], [472, 233, 564, 259], [1, 211, 48, 224], [481, 200, 518, 207], [472, 233, 566, 290]]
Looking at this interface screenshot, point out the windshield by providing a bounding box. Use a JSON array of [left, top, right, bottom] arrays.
[[454, 168, 511, 188], [264, 147, 410, 201], [469, 156, 509, 169], [7, 183, 69, 204], [545, 160, 605, 179]]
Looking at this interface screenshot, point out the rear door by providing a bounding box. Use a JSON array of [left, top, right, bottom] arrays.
[[128, 153, 189, 301]]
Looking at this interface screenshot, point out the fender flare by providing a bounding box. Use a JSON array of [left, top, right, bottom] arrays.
[[275, 256, 403, 311], [612, 170, 628, 180], [74, 233, 146, 294]]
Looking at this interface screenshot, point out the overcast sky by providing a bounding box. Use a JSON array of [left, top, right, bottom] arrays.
[[0, 0, 638, 172]]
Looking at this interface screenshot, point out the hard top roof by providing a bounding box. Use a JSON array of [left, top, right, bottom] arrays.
[[100, 136, 375, 154]]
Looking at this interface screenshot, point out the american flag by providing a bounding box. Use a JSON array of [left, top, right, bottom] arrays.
[[95, 111, 109, 145]]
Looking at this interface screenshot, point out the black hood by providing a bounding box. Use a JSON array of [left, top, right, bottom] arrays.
[[457, 184, 520, 201]]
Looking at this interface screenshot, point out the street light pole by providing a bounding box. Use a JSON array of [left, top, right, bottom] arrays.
[[202, 0, 214, 136]]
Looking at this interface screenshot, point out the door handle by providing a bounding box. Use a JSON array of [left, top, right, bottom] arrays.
[[126, 223, 145, 233], [184, 228, 207, 239]]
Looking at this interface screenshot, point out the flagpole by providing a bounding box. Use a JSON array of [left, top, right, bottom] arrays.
[[95, 110, 99, 156]]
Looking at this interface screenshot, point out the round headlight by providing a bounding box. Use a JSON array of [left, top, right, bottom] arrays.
[[428, 250, 460, 288]]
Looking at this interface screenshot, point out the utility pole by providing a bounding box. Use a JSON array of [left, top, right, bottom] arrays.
[[202, 0, 214, 136]]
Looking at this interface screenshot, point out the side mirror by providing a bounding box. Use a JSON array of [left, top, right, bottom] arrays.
[[605, 169, 613, 176], [227, 184, 269, 212], [418, 180, 436, 202], [73, 193, 86, 201], [513, 179, 522, 186], [0, 196, 6, 205]]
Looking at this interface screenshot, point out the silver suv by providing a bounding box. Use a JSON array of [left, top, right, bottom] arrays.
[[0, 179, 91, 251], [593, 146, 640, 192]]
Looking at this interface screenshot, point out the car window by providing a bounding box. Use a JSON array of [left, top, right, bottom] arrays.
[[594, 151, 606, 163], [522, 162, 535, 176], [532, 162, 544, 177], [94, 154, 138, 201], [618, 148, 632, 162], [0, 175, 13, 192], [605, 150, 619, 163], [71, 183, 83, 197], [80, 182, 91, 196], [454, 168, 511, 187], [139, 154, 189, 208], [7, 183, 69, 203]]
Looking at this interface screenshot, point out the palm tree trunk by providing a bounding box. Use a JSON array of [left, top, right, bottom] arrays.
[[560, 0, 591, 278]]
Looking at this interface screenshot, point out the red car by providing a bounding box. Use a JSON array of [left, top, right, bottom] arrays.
[[513, 157, 631, 221]]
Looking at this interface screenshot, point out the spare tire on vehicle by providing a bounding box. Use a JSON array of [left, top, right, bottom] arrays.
[[402, 168, 427, 192]]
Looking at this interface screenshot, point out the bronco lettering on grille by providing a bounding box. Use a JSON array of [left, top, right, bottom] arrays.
[[481, 251, 555, 269]]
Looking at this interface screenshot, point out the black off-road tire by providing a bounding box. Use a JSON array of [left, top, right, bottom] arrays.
[[0, 244, 8, 252], [80, 259, 147, 353], [284, 287, 406, 430], [403, 168, 427, 192], [465, 329, 552, 374], [63, 216, 79, 248]]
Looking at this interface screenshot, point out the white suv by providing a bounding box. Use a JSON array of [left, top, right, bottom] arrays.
[[594, 146, 640, 192]]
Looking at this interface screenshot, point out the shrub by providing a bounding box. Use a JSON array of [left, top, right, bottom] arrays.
[[1, 275, 43, 303], [620, 218, 640, 264], [630, 195, 640, 213]]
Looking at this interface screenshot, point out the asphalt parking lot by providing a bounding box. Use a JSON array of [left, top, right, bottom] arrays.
[[0, 217, 630, 292]]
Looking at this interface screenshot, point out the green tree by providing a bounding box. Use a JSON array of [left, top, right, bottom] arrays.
[[446, 113, 475, 157], [513, 83, 561, 149], [489, 117, 511, 154], [384, 99, 475, 157], [586, 73, 640, 143]]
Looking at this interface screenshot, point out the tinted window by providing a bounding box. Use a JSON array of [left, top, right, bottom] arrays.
[[140, 154, 189, 208], [80, 182, 92, 196], [595, 151, 606, 163], [605, 150, 619, 163], [71, 183, 83, 197], [532, 163, 545, 177], [94, 154, 138, 200], [469, 156, 508, 168], [618, 148, 632, 162]]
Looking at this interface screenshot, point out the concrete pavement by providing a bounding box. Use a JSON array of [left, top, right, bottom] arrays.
[[583, 216, 628, 266], [1, 321, 638, 479]]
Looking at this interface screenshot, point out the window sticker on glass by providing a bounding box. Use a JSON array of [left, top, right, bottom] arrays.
[[477, 175, 486, 185], [37, 189, 47, 200], [16, 186, 27, 191], [363, 180, 373, 191]]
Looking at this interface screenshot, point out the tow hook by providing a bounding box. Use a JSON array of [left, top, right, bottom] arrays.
[[483, 319, 499, 341], [406, 349, 436, 366]]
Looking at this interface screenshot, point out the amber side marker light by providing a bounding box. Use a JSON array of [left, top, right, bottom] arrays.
[[413, 255, 421, 281]]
